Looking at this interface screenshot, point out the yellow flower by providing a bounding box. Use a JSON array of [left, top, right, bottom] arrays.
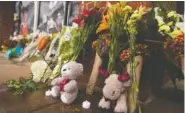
[[115, 3, 121, 7], [167, 11, 180, 22], [96, 24, 108, 34], [120, 1, 127, 7], [117, 6, 124, 15], [159, 25, 170, 33], [106, 39, 110, 45], [167, 22, 174, 26], [106, 2, 112, 8], [167, 11, 177, 18], [101, 35, 106, 40], [138, 6, 151, 15], [130, 13, 141, 20], [170, 29, 183, 38], [1, 45, 7, 52], [107, 9, 113, 19], [127, 20, 134, 26], [133, 10, 139, 14], [52, 33, 57, 39], [123, 5, 132, 13]]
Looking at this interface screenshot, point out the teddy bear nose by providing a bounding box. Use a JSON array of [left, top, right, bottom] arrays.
[[63, 69, 67, 71]]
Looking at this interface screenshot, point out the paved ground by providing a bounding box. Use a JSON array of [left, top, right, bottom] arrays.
[[0, 53, 30, 84], [0, 53, 184, 113]]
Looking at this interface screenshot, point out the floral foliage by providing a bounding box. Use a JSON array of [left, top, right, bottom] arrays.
[[154, 7, 184, 57], [72, 6, 102, 28], [93, 2, 151, 74], [120, 44, 149, 62]]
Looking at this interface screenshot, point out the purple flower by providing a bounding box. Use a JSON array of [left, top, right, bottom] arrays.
[[99, 68, 109, 77], [101, 45, 107, 53], [102, 40, 106, 46], [118, 71, 130, 82]]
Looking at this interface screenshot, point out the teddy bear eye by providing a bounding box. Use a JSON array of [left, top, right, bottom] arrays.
[[68, 68, 70, 70], [112, 91, 115, 96]]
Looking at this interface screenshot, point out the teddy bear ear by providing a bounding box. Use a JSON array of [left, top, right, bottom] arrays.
[[123, 80, 131, 87], [104, 74, 115, 84]]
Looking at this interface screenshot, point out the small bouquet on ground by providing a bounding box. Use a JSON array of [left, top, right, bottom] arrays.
[[5, 77, 38, 95]]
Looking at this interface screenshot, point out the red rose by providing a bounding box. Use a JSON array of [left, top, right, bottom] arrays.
[[82, 9, 90, 17]]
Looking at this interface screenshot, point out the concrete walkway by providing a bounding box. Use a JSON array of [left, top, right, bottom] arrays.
[[0, 53, 183, 113], [0, 53, 30, 84]]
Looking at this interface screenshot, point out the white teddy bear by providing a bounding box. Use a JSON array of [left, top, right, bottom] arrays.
[[98, 74, 130, 113], [46, 61, 83, 104]]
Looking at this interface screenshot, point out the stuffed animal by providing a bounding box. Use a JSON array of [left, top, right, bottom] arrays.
[[46, 61, 83, 105], [98, 74, 131, 113]]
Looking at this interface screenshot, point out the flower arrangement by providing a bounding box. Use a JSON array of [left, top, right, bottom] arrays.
[[92, 33, 111, 57], [71, 5, 102, 60], [92, 2, 151, 112], [94, 2, 151, 73], [164, 30, 184, 56], [96, 14, 109, 34], [72, 4, 101, 29], [154, 7, 184, 67], [118, 69, 130, 82], [51, 4, 102, 78], [125, 6, 151, 112], [96, 2, 133, 73], [120, 44, 149, 62], [72, 9, 90, 28]]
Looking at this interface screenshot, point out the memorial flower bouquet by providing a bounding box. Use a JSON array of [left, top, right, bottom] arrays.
[[154, 7, 184, 68], [95, 2, 133, 74], [94, 2, 150, 73], [93, 3, 151, 112], [51, 5, 101, 79]]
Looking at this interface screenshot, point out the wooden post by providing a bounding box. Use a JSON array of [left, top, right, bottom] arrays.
[[86, 52, 102, 95]]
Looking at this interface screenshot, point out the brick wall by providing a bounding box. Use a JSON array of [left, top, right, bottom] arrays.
[[78, 1, 153, 10], [78, 1, 119, 10]]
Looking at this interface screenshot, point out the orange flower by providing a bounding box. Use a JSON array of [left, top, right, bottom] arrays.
[[37, 36, 50, 51], [175, 34, 184, 44], [116, 4, 125, 15], [96, 15, 109, 34], [120, 49, 130, 61], [92, 40, 98, 48]]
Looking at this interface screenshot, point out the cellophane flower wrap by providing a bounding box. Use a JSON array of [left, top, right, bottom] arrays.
[[45, 33, 60, 64], [51, 26, 81, 79], [51, 6, 101, 79]]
